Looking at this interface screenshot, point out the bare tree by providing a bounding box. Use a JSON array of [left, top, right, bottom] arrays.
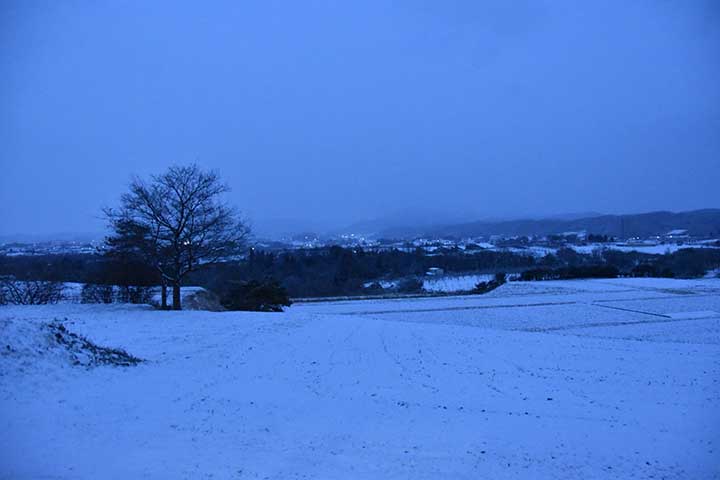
[[104, 165, 250, 310]]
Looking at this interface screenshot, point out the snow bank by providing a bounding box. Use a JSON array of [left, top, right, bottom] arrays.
[[422, 274, 494, 292]]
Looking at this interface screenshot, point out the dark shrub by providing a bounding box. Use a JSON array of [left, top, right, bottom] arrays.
[[520, 265, 619, 281], [363, 282, 385, 294], [81, 283, 115, 304], [115, 285, 154, 304], [474, 272, 507, 294], [655, 248, 720, 278], [520, 268, 556, 281], [397, 277, 424, 294], [630, 264, 674, 278], [220, 279, 291, 312]]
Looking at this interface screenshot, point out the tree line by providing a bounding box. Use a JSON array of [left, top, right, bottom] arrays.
[[2, 164, 719, 308], [3, 245, 719, 304]]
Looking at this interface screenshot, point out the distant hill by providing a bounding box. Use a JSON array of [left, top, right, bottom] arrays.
[[331, 208, 476, 239], [381, 209, 720, 239], [0, 231, 103, 244]]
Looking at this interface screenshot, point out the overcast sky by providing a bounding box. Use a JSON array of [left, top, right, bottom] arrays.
[[1, 0, 719, 236]]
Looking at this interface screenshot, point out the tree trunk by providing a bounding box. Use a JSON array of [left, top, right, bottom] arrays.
[[172, 283, 181, 310], [160, 280, 168, 310]]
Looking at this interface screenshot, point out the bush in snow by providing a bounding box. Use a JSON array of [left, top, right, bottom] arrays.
[[363, 282, 385, 294], [396, 278, 424, 294], [0, 277, 65, 305], [219, 279, 292, 312], [80, 284, 115, 304], [629, 264, 674, 278], [115, 285, 154, 304], [519, 265, 619, 281], [473, 272, 506, 294]]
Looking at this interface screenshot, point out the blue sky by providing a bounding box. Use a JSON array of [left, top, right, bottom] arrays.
[[1, 0, 719, 236]]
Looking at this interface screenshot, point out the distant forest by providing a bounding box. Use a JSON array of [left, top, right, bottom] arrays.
[[2, 246, 719, 299]]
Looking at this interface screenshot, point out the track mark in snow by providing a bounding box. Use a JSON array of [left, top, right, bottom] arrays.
[[665, 311, 720, 320], [592, 293, 720, 303], [590, 303, 671, 318], [523, 314, 719, 332], [337, 301, 577, 316]]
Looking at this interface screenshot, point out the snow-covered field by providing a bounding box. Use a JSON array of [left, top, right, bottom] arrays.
[[570, 242, 719, 256], [2, 278, 719, 479], [478, 241, 719, 258]]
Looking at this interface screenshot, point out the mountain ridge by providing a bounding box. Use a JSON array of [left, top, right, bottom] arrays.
[[380, 209, 720, 239]]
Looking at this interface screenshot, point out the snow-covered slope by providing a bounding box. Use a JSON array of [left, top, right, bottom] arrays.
[[1, 278, 719, 479], [422, 274, 494, 292]]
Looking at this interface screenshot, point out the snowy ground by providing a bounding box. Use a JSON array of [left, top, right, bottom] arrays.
[[479, 241, 719, 257], [1, 278, 719, 479], [422, 273, 494, 292], [569, 242, 719, 256]]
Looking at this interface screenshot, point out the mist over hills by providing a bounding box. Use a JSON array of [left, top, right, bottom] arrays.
[[0, 232, 103, 245], [2, 209, 719, 245], [330, 208, 475, 238], [379, 209, 720, 240]]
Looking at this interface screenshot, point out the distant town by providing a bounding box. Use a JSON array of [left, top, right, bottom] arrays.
[[2, 227, 718, 259]]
